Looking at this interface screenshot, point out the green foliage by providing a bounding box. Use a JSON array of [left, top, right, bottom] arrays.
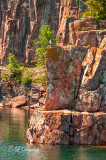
[[100, 26, 105, 30], [1, 53, 46, 85], [3, 53, 22, 82], [82, 0, 106, 20], [21, 69, 32, 84], [7, 53, 20, 70], [2, 53, 32, 84], [87, 45, 91, 49], [32, 72, 46, 86], [34, 25, 56, 67], [56, 38, 61, 44], [1, 71, 8, 81], [76, 0, 79, 6]]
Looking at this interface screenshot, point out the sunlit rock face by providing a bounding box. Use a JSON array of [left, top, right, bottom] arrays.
[[45, 46, 88, 110], [0, 0, 88, 64], [27, 109, 106, 145], [45, 45, 106, 112], [75, 48, 106, 112], [11, 96, 27, 108], [26, 18, 106, 145], [57, 16, 106, 47], [0, 0, 59, 64], [27, 43, 106, 145]]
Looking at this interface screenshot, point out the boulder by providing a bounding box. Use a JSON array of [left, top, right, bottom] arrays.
[[11, 96, 27, 108]]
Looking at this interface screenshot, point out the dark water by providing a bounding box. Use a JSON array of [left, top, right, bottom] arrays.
[[0, 107, 106, 160]]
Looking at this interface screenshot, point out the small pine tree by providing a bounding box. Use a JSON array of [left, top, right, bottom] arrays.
[[2, 53, 32, 84], [34, 25, 56, 67], [7, 53, 21, 81], [82, 0, 106, 20]]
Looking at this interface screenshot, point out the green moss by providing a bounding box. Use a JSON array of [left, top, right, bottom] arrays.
[[87, 45, 91, 49], [82, 27, 88, 31], [64, 0, 67, 5], [100, 26, 105, 30], [46, 47, 62, 62]]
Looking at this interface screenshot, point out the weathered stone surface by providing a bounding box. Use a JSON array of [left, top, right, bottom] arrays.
[[0, 0, 59, 64], [45, 45, 106, 112], [58, 17, 106, 47], [0, 77, 46, 107], [75, 30, 106, 47], [27, 109, 106, 145], [0, 0, 88, 64], [25, 20, 105, 144], [11, 95, 27, 108], [75, 48, 106, 112], [45, 46, 88, 110], [26, 24, 106, 145]]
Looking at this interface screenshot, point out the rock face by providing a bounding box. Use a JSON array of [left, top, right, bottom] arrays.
[[58, 16, 106, 46], [0, 0, 87, 64], [26, 14, 106, 144], [45, 46, 106, 112], [75, 48, 106, 112], [27, 109, 106, 145], [27, 34, 106, 145], [27, 44, 106, 145], [0, 0, 105, 146], [45, 46, 88, 110]]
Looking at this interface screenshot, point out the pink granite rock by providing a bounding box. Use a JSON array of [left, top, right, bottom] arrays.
[[0, 0, 89, 64], [45, 46, 106, 112], [57, 17, 106, 47], [11, 96, 27, 108], [26, 109, 106, 145]]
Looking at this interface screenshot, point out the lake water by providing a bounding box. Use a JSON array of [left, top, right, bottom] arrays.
[[0, 107, 106, 160]]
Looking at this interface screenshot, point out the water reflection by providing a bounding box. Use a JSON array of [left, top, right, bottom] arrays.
[[0, 107, 32, 142], [0, 107, 106, 160], [25, 144, 106, 160]]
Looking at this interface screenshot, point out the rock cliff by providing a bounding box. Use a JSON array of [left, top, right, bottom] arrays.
[[27, 45, 106, 145], [27, 17, 106, 145], [27, 109, 106, 145], [45, 46, 106, 112], [0, 0, 87, 64], [0, 0, 106, 146]]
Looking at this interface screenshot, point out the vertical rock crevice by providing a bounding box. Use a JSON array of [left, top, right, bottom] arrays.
[[0, 0, 89, 64]]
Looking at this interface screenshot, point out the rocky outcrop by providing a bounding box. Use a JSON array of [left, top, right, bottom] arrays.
[[58, 16, 106, 46], [0, 0, 105, 146], [27, 42, 106, 145], [11, 95, 27, 108], [27, 109, 106, 145], [0, 78, 46, 107], [0, 0, 88, 64], [45, 45, 106, 112], [45, 46, 88, 110], [75, 48, 106, 112]]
